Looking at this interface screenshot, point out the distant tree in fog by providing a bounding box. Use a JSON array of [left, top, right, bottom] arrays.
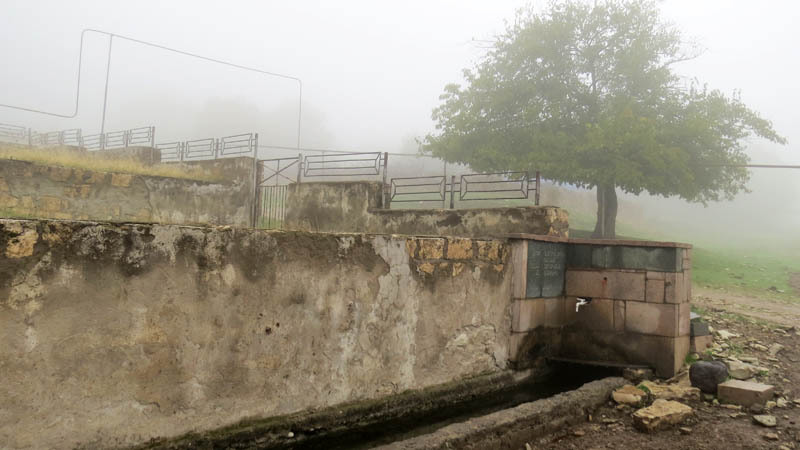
[[423, 0, 786, 238]]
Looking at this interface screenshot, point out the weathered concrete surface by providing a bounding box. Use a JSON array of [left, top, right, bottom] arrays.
[[0, 158, 252, 226], [284, 181, 569, 237], [376, 377, 627, 449], [140, 369, 540, 449], [0, 219, 513, 449]]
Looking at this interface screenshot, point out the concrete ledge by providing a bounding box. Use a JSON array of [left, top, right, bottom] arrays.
[[376, 377, 627, 450]]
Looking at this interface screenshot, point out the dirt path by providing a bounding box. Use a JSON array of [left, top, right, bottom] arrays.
[[693, 286, 800, 327]]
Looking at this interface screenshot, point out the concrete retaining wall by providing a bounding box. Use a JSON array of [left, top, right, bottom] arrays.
[[284, 181, 569, 237], [0, 219, 513, 449], [0, 158, 253, 226]]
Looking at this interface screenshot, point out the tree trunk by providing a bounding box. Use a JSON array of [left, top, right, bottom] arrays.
[[592, 183, 617, 239]]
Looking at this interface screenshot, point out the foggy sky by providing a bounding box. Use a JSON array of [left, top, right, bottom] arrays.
[[1, 0, 798, 240]]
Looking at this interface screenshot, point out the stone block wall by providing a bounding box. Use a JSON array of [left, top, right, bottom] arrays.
[[509, 238, 692, 377], [284, 181, 569, 237], [0, 219, 513, 449], [0, 158, 253, 226]]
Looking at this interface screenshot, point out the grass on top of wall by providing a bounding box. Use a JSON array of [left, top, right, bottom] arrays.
[[0, 144, 223, 182]]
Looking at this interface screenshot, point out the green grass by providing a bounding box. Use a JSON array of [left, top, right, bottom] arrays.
[[691, 247, 800, 300]]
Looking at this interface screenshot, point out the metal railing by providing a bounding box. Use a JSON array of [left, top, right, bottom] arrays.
[[156, 141, 184, 162], [303, 152, 384, 177], [390, 176, 447, 204], [156, 133, 258, 162], [0, 122, 155, 150], [183, 138, 217, 160], [389, 171, 541, 208], [0, 123, 27, 144]]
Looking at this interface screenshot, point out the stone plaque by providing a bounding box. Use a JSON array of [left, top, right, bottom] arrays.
[[526, 241, 566, 298]]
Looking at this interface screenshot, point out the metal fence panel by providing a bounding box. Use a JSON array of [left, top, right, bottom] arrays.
[[156, 142, 183, 162], [104, 130, 127, 149], [127, 127, 154, 146], [82, 134, 103, 150], [61, 129, 82, 146], [390, 176, 446, 203], [183, 138, 217, 159], [0, 123, 27, 144], [220, 133, 255, 156], [459, 172, 530, 201], [303, 152, 382, 177]]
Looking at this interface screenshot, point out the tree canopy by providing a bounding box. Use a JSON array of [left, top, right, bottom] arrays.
[[423, 0, 786, 238]]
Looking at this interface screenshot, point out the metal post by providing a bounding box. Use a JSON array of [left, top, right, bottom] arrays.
[[27, 128, 32, 147], [381, 152, 389, 209], [250, 133, 260, 228], [449, 175, 456, 209], [535, 171, 541, 206], [296, 153, 303, 183], [442, 161, 447, 209], [100, 34, 114, 136], [296, 81, 303, 150], [149, 127, 155, 164]]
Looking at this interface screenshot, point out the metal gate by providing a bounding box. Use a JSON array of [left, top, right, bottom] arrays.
[[253, 151, 389, 229], [253, 156, 300, 229]]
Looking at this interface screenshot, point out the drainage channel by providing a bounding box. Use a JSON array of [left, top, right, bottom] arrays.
[[277, 363, 617, 450], [143, 363, 620, 450]]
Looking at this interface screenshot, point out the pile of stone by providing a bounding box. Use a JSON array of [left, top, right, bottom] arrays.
[[611, 381, 700, 432]]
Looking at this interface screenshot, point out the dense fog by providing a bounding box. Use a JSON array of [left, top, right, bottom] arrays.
[[1, 0, 797, 244]]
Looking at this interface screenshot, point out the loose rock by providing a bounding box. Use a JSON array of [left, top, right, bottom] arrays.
[[612, 385, 647, 405], [632, 399, 693, 432], [764, 432, 779, 441], [753, 414, 777, 427], [717, 330, 739, 340], [640, 381, 701, 401], [769, 343, 785, 356], [727, 360, 760, 380], [690, 360, 729, 393]]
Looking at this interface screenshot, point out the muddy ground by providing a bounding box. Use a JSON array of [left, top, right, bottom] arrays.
[[526, 292, 800, 450]]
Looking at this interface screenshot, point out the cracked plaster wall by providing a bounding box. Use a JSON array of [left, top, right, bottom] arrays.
[[0, 219, 512, 449]]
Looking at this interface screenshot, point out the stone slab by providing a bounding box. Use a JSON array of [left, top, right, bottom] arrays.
[[690, 321, 710, 337], [565, 269, 646, 301], [718, 380, 775, 407], [512, 299, 544, 332], [560, 329, 688, 377], [664, 272, 687, 304], [564, 297, 615, 331], [625, 301, 688, 337], [633, 399, 693, 432], [690, 334, 713, 353], [646, 278, 665, 303], [511, 240, 528, 299], [526, 241, 566, 298], [567, 245, 684, 272]]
